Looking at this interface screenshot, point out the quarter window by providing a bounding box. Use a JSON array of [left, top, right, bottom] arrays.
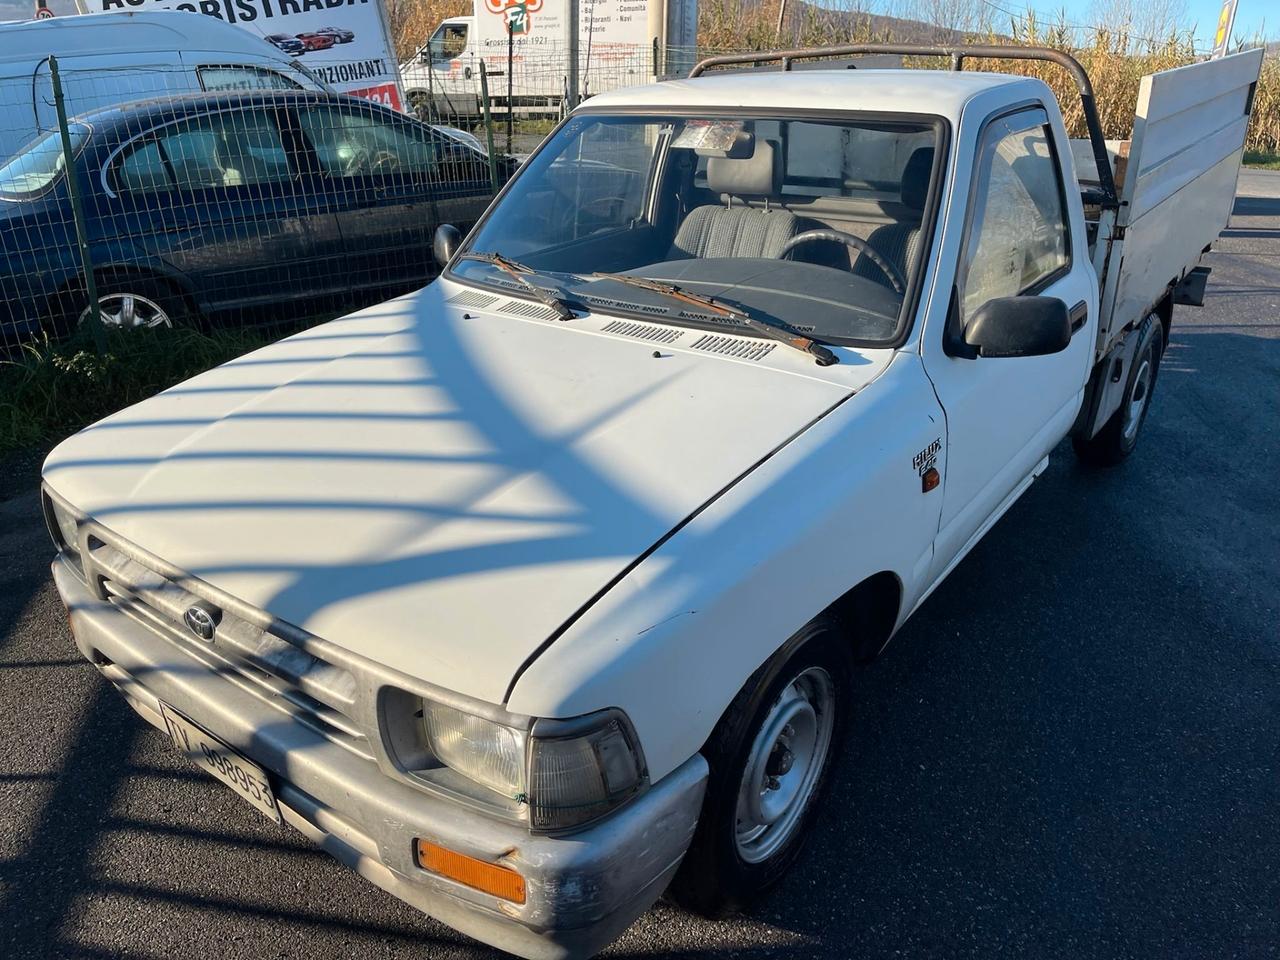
[[962, 120, 1069, 316]]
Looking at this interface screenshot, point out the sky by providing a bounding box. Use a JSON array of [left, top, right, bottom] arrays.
[[1044, 0, 1270, 47]]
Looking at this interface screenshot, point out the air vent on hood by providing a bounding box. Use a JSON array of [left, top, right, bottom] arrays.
[[498, 300, 564, 322], [579, 295, 668, 316], [690, 334, 776, 362], [446, 290, 500, 309], [678, 310, 738, 326], [601, 319, 683, 344]]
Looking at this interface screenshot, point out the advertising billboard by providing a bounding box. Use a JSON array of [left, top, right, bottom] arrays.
[[85, 0, 405, 109]]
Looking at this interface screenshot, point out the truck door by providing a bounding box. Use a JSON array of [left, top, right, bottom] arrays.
[[921, 107, 1096, 580]]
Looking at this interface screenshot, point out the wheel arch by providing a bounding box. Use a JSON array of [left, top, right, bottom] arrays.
[[820, 569, 904, 663], [1154, 289, 1173, 346], [52, 263, 201, 326]]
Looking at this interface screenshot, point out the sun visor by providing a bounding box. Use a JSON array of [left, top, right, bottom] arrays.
[[673, 120, 754, 158]]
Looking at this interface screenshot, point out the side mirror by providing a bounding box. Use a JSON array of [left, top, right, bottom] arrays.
[[963, 296, 1071, 358], [433, 223, 462, 269]]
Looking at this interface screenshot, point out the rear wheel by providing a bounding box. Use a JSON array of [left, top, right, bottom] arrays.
[[1073, 313, 1163, 467], [668, 623, 850, 917]]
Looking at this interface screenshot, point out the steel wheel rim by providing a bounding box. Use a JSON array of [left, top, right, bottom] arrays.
[[80, 293, 171, 330], [1123, 354, 1153, 442], [734, 665, 836, 864]]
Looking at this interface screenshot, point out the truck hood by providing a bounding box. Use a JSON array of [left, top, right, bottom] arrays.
[[44, 283, 891, 704]]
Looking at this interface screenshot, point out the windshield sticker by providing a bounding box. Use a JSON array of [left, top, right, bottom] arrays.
[[672, 120, 746, 152]]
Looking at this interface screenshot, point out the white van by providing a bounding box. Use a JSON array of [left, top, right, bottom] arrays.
[[0, 10, 325, 159]]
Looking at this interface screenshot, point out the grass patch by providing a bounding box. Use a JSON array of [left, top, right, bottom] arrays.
[[1244, 151, 1280, 170], [0, 323, 299, 452]]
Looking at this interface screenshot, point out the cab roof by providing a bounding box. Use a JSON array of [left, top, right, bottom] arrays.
[[583, 69, 1046, 121]]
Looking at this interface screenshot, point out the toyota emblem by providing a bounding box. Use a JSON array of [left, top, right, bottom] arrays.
[[183, 604, 219, 641]]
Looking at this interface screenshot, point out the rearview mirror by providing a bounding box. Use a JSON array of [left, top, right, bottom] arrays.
[[433, 223, 462, 269], [963, 296, 1071, 359]]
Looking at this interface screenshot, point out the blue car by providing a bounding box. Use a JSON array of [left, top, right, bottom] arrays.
[[266, 34, 308, 57], [0, 90, 500, 337]]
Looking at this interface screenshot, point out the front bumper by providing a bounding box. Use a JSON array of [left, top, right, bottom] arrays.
[[54, 560, 707, 960]]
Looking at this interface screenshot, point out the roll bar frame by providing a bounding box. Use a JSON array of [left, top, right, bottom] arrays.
[[688, 44, 1119, 210]]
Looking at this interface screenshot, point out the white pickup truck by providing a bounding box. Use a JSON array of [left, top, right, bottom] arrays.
[[43, 44, 1261, 959]]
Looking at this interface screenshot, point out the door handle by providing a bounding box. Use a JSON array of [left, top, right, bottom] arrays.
[[1068, 300, 1088, 334]]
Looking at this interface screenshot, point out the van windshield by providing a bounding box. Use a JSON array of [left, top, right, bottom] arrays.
[[0, 124, 89, 200], [450, 112, 942, 346]]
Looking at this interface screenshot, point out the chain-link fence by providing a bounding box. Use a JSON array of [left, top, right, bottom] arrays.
[[0, 57, 505, 355]]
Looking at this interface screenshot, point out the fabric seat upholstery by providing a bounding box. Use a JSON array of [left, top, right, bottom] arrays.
[[668, 140, 799, 260], [852, 147, 934, 289], [669, 204, 799, 260]]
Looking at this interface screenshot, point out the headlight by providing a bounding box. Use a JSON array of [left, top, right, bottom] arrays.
[[423, 699, 526, 798], [421, 701, 647, 832], [44, 494, 81, 561]]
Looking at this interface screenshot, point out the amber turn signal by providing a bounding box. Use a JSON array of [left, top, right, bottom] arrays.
[[415, 839, 527, 904], [921, 466, 940, 493]]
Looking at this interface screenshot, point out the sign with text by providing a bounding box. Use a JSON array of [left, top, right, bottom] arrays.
[[86, 0, 404, 109]]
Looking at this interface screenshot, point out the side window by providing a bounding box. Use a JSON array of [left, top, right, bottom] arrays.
[[197, 65, 302, 92], [114, 140, 172, 193], [297, 106, 439, 179], [111, 110, 291, 194], [962, 119, 1069, 317], [161, 110, 291, 190], [429, 23, 468, 61]]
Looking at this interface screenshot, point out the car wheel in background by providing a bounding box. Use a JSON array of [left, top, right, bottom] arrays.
[[1073, 312, 1164, 467], [668, 622, 850, 918], [77, 279, 190, 332]]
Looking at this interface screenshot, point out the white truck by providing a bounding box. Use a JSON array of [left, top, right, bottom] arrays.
[[43, 43, 1261, 960], [400, 0, 698, 117]]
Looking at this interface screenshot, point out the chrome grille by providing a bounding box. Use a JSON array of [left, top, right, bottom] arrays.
[[86, 538, 371, 759]]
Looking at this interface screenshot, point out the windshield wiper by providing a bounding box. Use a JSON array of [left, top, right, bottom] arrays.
[[589, 272, 838, 367], [458, 251, 575, 321]]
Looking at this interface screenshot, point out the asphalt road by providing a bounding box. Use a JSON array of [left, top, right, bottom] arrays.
[[2, 171, 1277, 960]]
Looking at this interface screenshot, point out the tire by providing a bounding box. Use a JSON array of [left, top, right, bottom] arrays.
[[77, 277, 191, 334], [1072, 313, 1163, 467], [668, 622, 851, 917]]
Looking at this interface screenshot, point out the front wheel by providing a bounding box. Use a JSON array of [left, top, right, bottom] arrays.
[[668, 623, 850, 917], [1073, 313, 1163, 467], [76, 278, 190, 333]]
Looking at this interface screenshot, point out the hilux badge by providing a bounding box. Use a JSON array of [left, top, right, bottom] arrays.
[[183, 605, 218, 641]]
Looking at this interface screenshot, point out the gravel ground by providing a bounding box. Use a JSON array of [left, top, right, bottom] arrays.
[[1, 171, 1277, 960]]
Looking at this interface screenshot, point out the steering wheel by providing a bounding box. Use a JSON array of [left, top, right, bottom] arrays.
[[779, 229, 905, 296], [555, 195, 631, 238], [342, 147, 369, 177]]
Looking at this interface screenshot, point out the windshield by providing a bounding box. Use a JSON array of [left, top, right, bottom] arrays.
[[451, 112, 942, 346], [0, 124, 89, 200]]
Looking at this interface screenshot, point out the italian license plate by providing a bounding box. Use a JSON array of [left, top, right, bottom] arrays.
[[159, 702, 282, 824]]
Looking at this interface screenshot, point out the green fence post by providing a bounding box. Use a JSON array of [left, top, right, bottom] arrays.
[[49, 55, 104, 353], [479, 62, 500, 195], [506, 22, 514, 158]]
